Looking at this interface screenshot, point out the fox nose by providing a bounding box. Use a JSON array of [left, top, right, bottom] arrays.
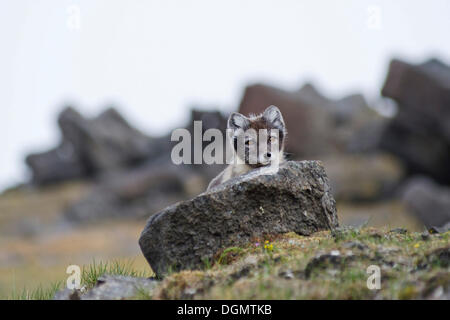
[[266, 152, 271, 158]]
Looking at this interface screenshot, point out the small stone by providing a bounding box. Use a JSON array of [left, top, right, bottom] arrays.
[[421, 232, 430, 241], [79, 275, 158, 300], [342, 241, 369, 251], [389, 228, 408, 235], [278, 269, 294, 279], [53, 288, 81, 300]]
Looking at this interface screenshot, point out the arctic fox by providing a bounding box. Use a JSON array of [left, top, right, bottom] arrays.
[[207, 105, 287, 190]]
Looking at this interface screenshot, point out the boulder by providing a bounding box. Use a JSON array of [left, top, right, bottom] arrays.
[[401, 176, 450, 228], [59, 107, 154, 173], [379, 58, 450, 184], [25, 141, 86, 185], [139, 160, 338, 277], [26, 107, 156, 185]]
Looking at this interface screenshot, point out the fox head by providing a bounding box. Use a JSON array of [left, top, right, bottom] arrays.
[[227, 105, 286, 168]]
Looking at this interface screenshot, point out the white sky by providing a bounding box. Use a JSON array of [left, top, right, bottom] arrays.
[[0, 0, 449, 190]]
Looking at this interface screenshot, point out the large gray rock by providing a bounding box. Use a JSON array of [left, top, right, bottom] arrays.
[[139, 161, 338, 277], [380, 58, 450, 184], [26, 107, 156, 185], [25, 141, 86, 185], [402, 176, 450, 228], [59, 107, 155, 173], [61, 108, 226, 224]]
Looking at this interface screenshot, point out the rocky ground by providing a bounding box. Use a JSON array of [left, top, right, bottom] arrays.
[[55, 227, 449, 300]]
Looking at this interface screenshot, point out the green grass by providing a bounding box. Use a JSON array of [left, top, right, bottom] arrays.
[[9, 281, 64, 300], [152, 227, 450, 300], [9, 259, 150, 300], [81, 259, 149, 289]]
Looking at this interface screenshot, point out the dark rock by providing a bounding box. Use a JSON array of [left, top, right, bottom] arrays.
[[25, 141, 86, 185], [389, 228, 408, 235], [304, 250, 359, 278], [401, 176, 450, 228], [379, 58, 450, 184], [342, 241, 369, 251], [421, 232, 431, 241], [139, 161, 338, 277], [238, 83, 383, 157], [230, 265, 252, 281], [60, 107, 154, 172], [60, 107, 226, 223], [26, 107, 156, 185], [417, 247, 450, 270], [429, 223, 450, 234]]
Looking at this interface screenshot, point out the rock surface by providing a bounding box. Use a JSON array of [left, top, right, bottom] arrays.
[[53, 275, 158, 300], [26, 107, 155, 185], [379, 58, 450, 184], [401, 176, 450, 228], [81, 275, 158, 300], [139, 160, 338, 277]]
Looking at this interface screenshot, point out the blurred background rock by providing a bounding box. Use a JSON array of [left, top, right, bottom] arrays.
[[1, 1, 449, 298]]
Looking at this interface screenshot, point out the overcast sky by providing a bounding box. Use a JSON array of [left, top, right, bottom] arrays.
[[1, 0, 449, 190]]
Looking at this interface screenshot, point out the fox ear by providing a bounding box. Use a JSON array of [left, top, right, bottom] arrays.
[[263, 105, 285, 130], [228, 112, 249, 130]]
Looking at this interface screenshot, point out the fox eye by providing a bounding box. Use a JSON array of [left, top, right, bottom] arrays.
[[245, 139, 253, 146], [268, 136, 277, 143]]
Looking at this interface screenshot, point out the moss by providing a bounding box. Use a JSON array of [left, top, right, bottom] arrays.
[[168, 228, 450, 300]]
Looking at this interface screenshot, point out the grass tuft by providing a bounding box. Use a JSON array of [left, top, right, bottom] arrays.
[[81, 259, 150, 289], [9, 259, 151, 300], [9, 281, 64, 300]]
